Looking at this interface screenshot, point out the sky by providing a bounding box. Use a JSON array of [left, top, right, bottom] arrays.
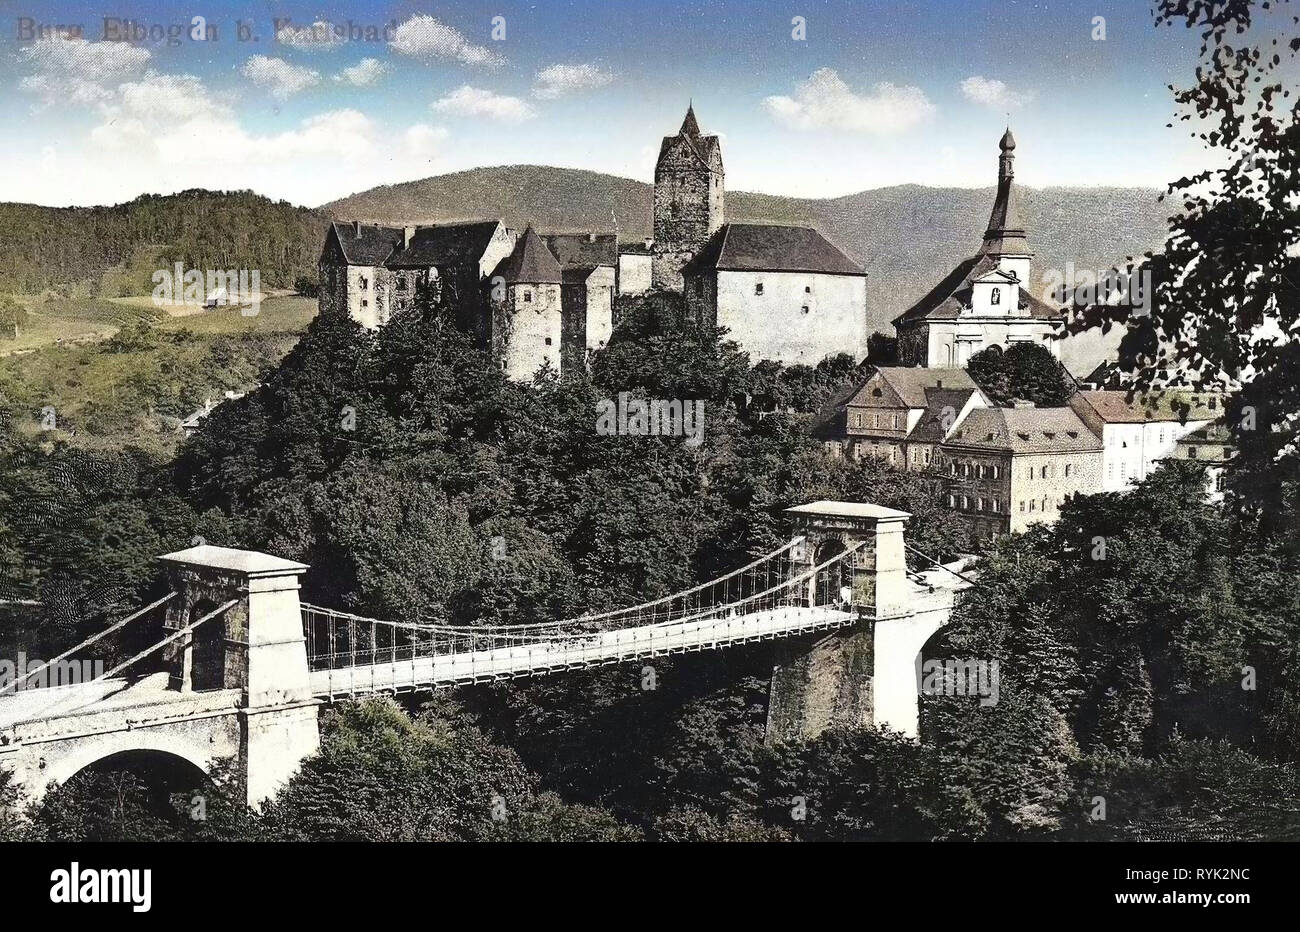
[[0, 0, 1259, 208]]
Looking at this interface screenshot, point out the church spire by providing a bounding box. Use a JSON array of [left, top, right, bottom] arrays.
[[983, 128, 1029, 262], [680, 102, 701, 137]]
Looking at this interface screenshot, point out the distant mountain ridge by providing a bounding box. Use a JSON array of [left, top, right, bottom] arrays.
[[324, 165, 1170, 372]]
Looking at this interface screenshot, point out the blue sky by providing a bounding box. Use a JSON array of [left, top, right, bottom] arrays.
[[0, 0, 1250, 207]]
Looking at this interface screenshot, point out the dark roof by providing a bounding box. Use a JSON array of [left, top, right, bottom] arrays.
[[811, 368, 979, 441], [946, 407, 1101, 454], [909, 387, 987, 443], [329, 222, 403, 266], [619, 240, 653, 256], [542, 233, 616, 272], [892, 252, 1062, 326], [680, 104, 701, 137], [657, 105, 723, 173], [684, 223, 864, 277], [494, 226, 563, 284], [386, 220, 502, 268]]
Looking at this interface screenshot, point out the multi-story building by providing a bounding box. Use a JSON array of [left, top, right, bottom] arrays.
[[939, 405, 1103, 539], [893, 130, 1063, 367], [682, 222, 869, 365], [1067, 390, 1220, 491], [815, 367, 987, 468]]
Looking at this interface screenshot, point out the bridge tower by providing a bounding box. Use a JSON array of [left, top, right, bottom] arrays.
[[767, 501, 938, 743], [158, 545, 321, 805]]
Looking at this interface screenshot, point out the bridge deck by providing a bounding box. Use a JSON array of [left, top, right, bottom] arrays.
[[310, 603, 856, 698]]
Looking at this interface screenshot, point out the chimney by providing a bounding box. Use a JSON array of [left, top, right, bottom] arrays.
[[353, 220, 361, 237], [404, 226, 415, 249]]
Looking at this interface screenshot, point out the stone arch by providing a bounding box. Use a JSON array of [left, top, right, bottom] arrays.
[[36, 730, 216, 798]]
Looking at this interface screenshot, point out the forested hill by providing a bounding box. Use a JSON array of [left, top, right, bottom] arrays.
[[0, 190, 329, 294]]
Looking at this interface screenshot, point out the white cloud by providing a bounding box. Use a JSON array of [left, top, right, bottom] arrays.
[[404, 124, 449, 159], [432, 85, 535, 121], [17, 36, 150, 108], [960, 76, 1035, 110], [335, 58, 388, 87], [763, 68, 934, 133], [241, 55, 321, 100], [275, 20, 343, 51], [390, 15, 504, 68], [532, 63, 615, 99]]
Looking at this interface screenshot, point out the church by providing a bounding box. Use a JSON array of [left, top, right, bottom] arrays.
[[892, 130, 1064, 367]]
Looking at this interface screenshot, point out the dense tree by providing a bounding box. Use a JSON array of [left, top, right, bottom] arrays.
[[966, 342, 1074, 407]]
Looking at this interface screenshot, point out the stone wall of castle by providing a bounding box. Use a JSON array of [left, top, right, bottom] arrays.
[[652, 145, 723, 291]]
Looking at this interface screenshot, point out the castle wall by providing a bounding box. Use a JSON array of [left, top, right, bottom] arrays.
[[713, 270, 867, 365]]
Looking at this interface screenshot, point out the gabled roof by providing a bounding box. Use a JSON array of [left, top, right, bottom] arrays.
[[386, 220, 503, 268], [684, 223, 864, 277], [543, 233, 617, 272], [1069, 390, 1222, 424], [810, 367, 978, 441], [494, 226, 563, 284], [892, 252, 1062, 326], [328, 221, 404, 266], [908, 386, 988, 443], [945, 407, 1101, 454], [846, 366, 978, 410]]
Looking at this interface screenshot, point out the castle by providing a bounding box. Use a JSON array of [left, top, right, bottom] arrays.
[[317, 105, 871, 377]]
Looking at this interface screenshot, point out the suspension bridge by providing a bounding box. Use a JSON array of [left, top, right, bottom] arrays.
[[0, 501, 974, 805]]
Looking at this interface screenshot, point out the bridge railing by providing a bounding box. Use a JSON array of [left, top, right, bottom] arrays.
[[301, 537, 866, 674]]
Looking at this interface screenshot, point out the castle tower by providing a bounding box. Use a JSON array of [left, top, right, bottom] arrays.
[[489, 225, 564, 380], [981, 128, 1032, 285], [652, 104, 725, 292]]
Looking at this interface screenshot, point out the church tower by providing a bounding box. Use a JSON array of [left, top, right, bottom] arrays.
[[652, 104, 725, 292], [981, 128, 1032, 285]]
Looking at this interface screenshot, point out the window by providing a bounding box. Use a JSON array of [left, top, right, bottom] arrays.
[[947, 494, 956, 508], [1042, 497, 1049, 512], [991, 466, 1000, 479], [1026, 467, 1033, 479], [1029, 500, 1036, 512], [1108, 463, 1114, 478], [501, 360, 508, 371], [1065, 464, 1072, 477], [1215, 473, 1225, 492], [960, 495, 969, 510], [978, 465, 988, 479], [361, 299, 368, 308], [977, 498, 985, 512], [852, 414, 862, 428], [801, 305, 810, 315], [1019, 501, 1026, 513], [992, 499, 1001, 513], [1041, 465, 1048, 479], [1188, 446, 1198, 459], [804, 285, 812, 293], [925, 450, 932, 464], [755, 283, 764, 295], [544, 337, 552, 346], [360, 276, 369, 289], [991, 287, 1001, 305], [523, 290, 533, 303]]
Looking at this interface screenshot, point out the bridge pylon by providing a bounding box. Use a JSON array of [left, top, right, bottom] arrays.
[[157, 545, 321, 805], [767, 501, 939, 744]]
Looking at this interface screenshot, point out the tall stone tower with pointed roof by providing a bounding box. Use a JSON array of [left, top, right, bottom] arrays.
[[489, 224, 564, 380], [652, 104, 725, 291]]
